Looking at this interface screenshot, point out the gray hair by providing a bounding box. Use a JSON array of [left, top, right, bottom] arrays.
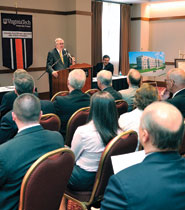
[[13, 93, 41, 124], [168, 68, 185, 87], [97, 70, 112, 87], [13, 73, 34, 95], [140, 102, 184, 150], [68, 69, 86, 90]]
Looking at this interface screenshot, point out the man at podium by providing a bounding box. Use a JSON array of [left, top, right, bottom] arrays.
[[46, 37, 73, 98]]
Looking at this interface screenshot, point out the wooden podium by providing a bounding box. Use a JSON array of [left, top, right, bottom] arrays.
[[52, 63, 92, 96]]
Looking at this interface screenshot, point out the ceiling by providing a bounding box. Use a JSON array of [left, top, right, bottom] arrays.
[[100, 0, 185, 4]]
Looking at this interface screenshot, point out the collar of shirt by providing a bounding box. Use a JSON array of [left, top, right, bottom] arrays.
[[172, 87, 185, 98], [18, 123, 40, 133]]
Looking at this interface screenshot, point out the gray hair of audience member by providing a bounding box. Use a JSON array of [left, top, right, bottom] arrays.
[[128, 69, 142, 86], [134, 83, 158, 110], [13, 93, 41, 123], [140, 101, 184, 150], [168, 68, 185, 87], [68, 69, 86, 90], [13, 69, 27, 79], [13, 73, 34, 95], [97, 70, 112, 87]]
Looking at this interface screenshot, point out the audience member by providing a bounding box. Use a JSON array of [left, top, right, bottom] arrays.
[[119, 69, 142, 111], [0, 93, 64, 210], [0, 73, 55, 144], [93, 55, 114, 77], [161, 68, 185, 117], [101, 101, 185, 210], [97, 70, 122, 100], [61, 91, 122, 209], [119, 83, 158, 132], [0, 69, 27, 118], [119, 83, 158, 149], [53, 69, 90, 138]]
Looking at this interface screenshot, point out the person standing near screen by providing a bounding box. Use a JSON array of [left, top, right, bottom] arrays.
[[46, 38, 74, 98]]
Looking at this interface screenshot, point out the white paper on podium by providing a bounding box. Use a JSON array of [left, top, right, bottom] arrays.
[[111, 150, 146, 174]]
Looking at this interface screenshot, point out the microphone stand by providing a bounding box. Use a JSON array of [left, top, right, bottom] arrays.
[[37, 58, 61, 80]]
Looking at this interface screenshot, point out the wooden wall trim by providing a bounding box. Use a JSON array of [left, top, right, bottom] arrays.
[[131, 15, 185, 22], [0, 6, 92, 16], [131, 17, 150, 21], [0, 63, 175, 74], [0, 67, 46, 74]]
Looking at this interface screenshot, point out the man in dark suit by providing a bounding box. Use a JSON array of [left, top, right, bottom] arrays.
[[0, 93, 64, 210], [0, 69, 39, 118], [161, 68, 185, 117], [101, 101, 185, 210], [0, 73, 55, 144], [93, 55, 114, 77], [97, 70, 122, 100], [46, 38, 74, 98], [53, 69, 90, 138], [0, 69, 27, 118]]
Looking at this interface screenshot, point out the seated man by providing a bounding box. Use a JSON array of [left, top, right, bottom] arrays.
[[0, 73, 55, 144], [0, 93, 64, 210], [161, 68, 185, 117], [53, 69, 90, 138], [101, 101, 185, 210], [97, 70, 122, 100], [0, 69, 27, 118], [119, 69, 142, 111], [93, 55, 114, 77]]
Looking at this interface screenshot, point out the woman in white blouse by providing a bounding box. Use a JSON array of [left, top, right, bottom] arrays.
[[68, 91, 122, 191]]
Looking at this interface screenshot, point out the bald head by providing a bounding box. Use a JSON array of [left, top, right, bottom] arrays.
[[166, 68, 185, 93], [68, 69, 86, 90], [140, 101, 184, 150], [128, 69, 142, 87], [97, 70, 112, 89]]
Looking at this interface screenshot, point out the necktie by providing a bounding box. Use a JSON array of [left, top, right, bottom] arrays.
[[60, 51, 64, 63]]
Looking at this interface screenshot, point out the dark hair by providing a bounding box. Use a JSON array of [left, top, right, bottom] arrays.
[[103, 55, 110, 60], [13, 93, 41, 123], [14, 73, 34, 95], [88, 91, 119, 145], [141, 110, 184, 150], [129, 72, 141, 86]]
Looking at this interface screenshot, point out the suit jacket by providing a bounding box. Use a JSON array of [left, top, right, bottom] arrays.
[[0, 125, 64, 210], [53, 89, 90, 137], [101, 152, 185, 210], [103, 86, 122, 100], [93, 62, 114, 77], [0, 91, 17, 118], [119, 85, 139, 112], [46, 48, 71, 98], [166, 89, 185, 117], [0, 100, 56, 144], [46, 48, 71, 74], [0, 91, 39, 119]]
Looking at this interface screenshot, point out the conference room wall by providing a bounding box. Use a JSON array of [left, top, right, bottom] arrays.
[[0, 0, 91, 94], [130, 2, 185, 69]]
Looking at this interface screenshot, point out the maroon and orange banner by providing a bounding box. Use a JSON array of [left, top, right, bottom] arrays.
[[1, 13, 33, 70]]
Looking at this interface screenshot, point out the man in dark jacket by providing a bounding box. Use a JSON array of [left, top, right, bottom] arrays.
[[93, 55, 114, 77], [53, 69, 90, 138]]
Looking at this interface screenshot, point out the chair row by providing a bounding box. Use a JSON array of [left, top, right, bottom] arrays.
[[18, 130, 138, 210]]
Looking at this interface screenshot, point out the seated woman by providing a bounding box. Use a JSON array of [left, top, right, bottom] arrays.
[[68, 91, 122, 191]]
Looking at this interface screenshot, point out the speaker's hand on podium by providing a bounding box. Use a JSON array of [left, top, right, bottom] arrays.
[[52, 71, 58, 78]]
